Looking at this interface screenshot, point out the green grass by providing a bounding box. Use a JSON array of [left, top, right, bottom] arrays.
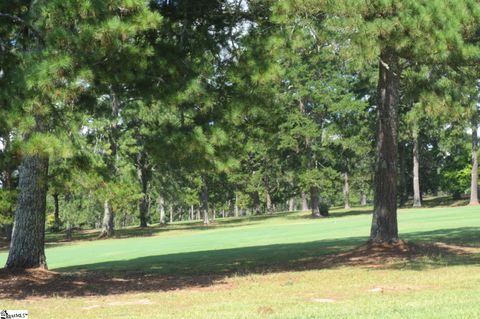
[[1, 204, 480, 318]]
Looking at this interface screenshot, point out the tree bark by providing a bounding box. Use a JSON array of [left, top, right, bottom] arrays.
[[266, 191, 272, 214], [288, 198, 295, 212], [6, 154, 49, 269], [370, 50, 400, 243], [470, 118, 479, 205], [252, 191, 261, 215], [301, 191, 308, 211], [52, 193, 60, 231], [234, 193, 239, 217], [99, 200, 114, 238], [343, 172, 350, 209], [310, 186, 322, 217], [201, 175, 209, 224], [158, 196, 166, 224], [360, 192, 367, 206], [137, 152, 150, 228], [412, 129, 422, 207], [169, 205, 173, 223], [398, 142, 407, 207], [190, 205, 194, 220]]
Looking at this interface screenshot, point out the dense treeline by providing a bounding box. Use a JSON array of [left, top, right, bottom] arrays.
[[0, 1, 479, 269]]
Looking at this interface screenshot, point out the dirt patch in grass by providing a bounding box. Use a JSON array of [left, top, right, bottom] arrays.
[[0, 241, 477, 300]]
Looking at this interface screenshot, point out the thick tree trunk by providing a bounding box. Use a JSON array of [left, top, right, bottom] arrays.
[[301, 191, 308, 211], [310, 186, 321, 217], [360, 192, 367, 206], [99, 200, 114, 238], [412, 129, 422, 207], [370, 50, 400, 243], [398, 142, 407, 207], [6, 154, 49, 269], [52, 193, 60, 231], [470, 119, 479, 205], [266, 191, 272, 214], [201, 175, 209, 225], [288, 198, 295, 212], [343, 172, 350, 209]]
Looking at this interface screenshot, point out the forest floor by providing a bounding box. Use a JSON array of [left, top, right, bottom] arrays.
[[0, 198, 479, 318]]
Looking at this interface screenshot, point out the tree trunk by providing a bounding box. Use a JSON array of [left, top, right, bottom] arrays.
[[266, 191, 272, 214], [201, 175, 209, 225], [301, 191, 308, 211], [311, 186, 321, 217], [252, 191, 261, 215], [190, 205, 194, 220], [169, 205, 173, 223], [99, 200, 115, 238], [52, 193, 60, 231], [6, 154, 49, 269], [398, 142, 407, 207], [288, 198, 295, 212], [158, 196, 166, 224], [370, 50, 400, 243], [470, 119, 479, 205], [234, 193, 239, 217], [343, 172, 350, 209], [137, 153, 149, 228], [412, 129, 422, 207], [360, 192, 367, 206], [65, 222, 73, 241]]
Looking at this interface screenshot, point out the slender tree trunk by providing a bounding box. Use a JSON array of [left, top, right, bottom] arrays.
[[169, 205, 173, 223], [470, 119, 479, 205], [52, 193, 60, 231], [301, 191, 308, 211], [212, 208, 216, 221], [234, 193, 239, 217], [201, 175, 209, 225], [65, 222, 73, 241], [99, 200, 114, 238], [412, 129, 422, 207], [158, 196, 166, 224], [222, 209, 225, 218], [288, 198, 295, 212], [360, 191, 367, 206], [252, 191, 261, 215], [6, 154, 49, 269], [398, 142, 407, 207], [343, 172, 350, 209], [370, 50, 400, 243], [190, 205, 194, 220], [311, 186, 321, 217], [137, 153, 149, 228]]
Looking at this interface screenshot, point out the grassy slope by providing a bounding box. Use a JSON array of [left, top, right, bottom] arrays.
[[1, 204, 480, 318]]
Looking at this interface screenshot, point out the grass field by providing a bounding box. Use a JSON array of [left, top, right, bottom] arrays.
[[1, 203, 480, 318]]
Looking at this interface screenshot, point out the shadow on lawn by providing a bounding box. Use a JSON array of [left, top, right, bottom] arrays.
[[1, 226, 479, 299]]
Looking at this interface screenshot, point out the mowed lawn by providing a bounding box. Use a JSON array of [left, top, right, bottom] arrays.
[[1, 204, 480, 318]]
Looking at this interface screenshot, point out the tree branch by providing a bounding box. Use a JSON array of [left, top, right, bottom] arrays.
[[0, 12, 44, 46]]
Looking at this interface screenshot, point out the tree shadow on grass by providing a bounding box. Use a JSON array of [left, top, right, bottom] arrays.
[[1, 226, 479, 299]]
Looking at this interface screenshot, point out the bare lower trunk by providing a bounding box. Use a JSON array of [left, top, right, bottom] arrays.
[[53, 193, 60, 231], [360, 192, 367, 206], [137, 153, 149, 227], [253, 191, 261, 215], [234, 193, 239, 217], [266, 191, 272, 214], [412, 130, 422, 207], [6, 154, 49, 269], [301, 191, 308, 211], [343, 172, 350, 209], [201, 175, 209, 224], [398, 142, 407, 207], [190, 205, 194, 220], [470, 119, 479, 205], [158, 196, 166, 224], [65, 222, 73, 241], [169, 205, 173, 223], [311, 187, 319, 216], [288, 198, 295, 211], [99, 200, 115, 238], [370, 50, 400, 243]]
